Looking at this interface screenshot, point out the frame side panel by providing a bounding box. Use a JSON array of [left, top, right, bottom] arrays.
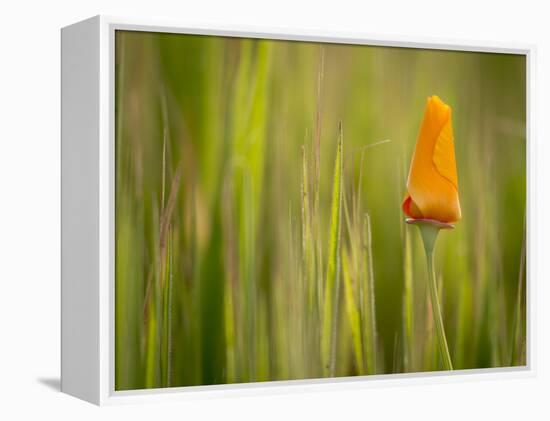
[[61, 16, 100, 405]]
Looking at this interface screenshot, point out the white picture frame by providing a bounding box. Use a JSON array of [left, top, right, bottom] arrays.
[[61, 15, 535, 405]]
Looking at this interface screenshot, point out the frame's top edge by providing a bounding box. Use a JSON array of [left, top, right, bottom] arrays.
[[61, 14, 101, 31], [98, 14, 533, 56]]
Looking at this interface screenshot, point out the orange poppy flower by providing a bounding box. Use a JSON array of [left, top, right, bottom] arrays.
[[402, 96, 461, 224]]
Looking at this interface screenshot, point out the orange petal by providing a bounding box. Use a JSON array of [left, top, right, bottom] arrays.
[[402, 193, 423, 219], [404, 96, 461, 223], [433, 109, 459, 190]]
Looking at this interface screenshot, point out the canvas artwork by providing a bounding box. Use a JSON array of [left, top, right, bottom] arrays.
[[114, 30, 526, 390]]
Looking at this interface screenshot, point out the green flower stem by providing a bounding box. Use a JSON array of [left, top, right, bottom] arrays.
[[418, 222, 453, 371]]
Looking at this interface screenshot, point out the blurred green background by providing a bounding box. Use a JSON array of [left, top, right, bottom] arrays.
[[115, 30, 526, 390]]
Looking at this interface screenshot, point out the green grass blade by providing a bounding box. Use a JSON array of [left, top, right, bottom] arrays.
[[362, 213, 378, 374], [301, 145, 317, 319], [144, 298, 158, 388], [165, 228, 174, 386], [402, 224, 414, 371], [342, 247, 365, 374], [510, 215, 526, 365], [230, 40, 272, 382], [321, 122, 343, 377]]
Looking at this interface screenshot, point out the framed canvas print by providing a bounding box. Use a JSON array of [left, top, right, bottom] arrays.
[[61, 15, 533, 405]]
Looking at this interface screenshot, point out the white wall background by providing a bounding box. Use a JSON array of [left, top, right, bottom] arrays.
[[0, 1, 548, 419]]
